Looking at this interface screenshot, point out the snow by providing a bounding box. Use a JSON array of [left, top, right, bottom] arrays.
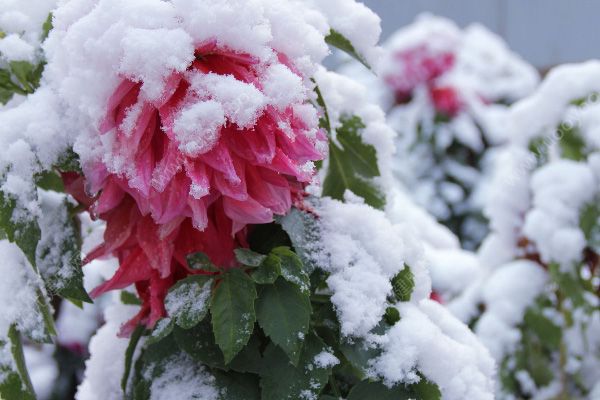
[[318, 198, 429, 337], [260, 64, 305, 111], [371, 299, 495, 399], [0, 88, 67, 215], [120, 28, 194, 101], [506, 61, 600, 146], [427, 248, 480, 299], [164, 278, 212, 323], [314, 199, 495, 399], [36, 190, 78, 289], [0, 0, 56, 62], [189, 73, 267, 129], [76, 300, 140, 400], [473, 260, 548, 361], [0, 33, 35, 61], [23, 345, 57, 400], [523, 160, 595, 266], [313, 351, 340, 369], [312, 67, 396, 190], [173, 100, 225, 156], [0, 240, 49, 342]]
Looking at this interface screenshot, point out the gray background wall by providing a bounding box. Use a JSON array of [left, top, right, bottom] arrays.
[[361, 0, 600, 68]]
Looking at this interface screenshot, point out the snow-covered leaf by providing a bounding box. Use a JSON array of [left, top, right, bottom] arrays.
[[234, 248, 266, 268], [165, 275, 212, 329], [323, 116, 384, 209], [0, 191, 41, 268], [325, 29, 371, 70]]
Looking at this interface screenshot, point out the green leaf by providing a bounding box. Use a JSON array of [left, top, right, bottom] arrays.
[[8, 61, 37, 93], [122, 325, 145, 394], [165, 275, 212, 329], [174, 320, 262, 374], [41, 13, 53, 41], [186, 251, 219, 272], [256, 279, 311, 365], [35, 171, 65, 192], [384, 307, 400, 325], [324, 29, 371, 70], [339, 338, 381, 379], [121, 290, 142, 306], [212, 370, 260, 400], [210, 269, 257, 363], [322, 115, 384, 209], [271, 247, 310, 294], [0, 326, 36, 400], [129, 334, 180, 399], [391, 266, 415, 302], [234, 248, 266, 267], [55, 148, 81, 173], [410, 377, 442, 400], [580, 202, 600, 250], [548, 263, 586, 308], [312, 80, 331, 134], [558, 124, 587, 161], [524, 308, 562, 350], [34, 288, 57, 342], [251, 254, 281, 284], [347, 381, 412, 400], [260, 332, 333, 400], [0, 191, 41, 268]]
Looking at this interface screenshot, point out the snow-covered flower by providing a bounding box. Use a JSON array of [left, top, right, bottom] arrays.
[[53, 3, 330, 332]]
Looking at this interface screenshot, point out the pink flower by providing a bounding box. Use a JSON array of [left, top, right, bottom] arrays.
[[70, 42, 325, 333], [384, 45, 455, 103], [429, 86, 463, 117]]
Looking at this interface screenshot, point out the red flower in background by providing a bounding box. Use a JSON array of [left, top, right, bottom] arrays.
[[430, 86, 462, 117], [67, 41, 325, 334], [384, 44, 455, 103]]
